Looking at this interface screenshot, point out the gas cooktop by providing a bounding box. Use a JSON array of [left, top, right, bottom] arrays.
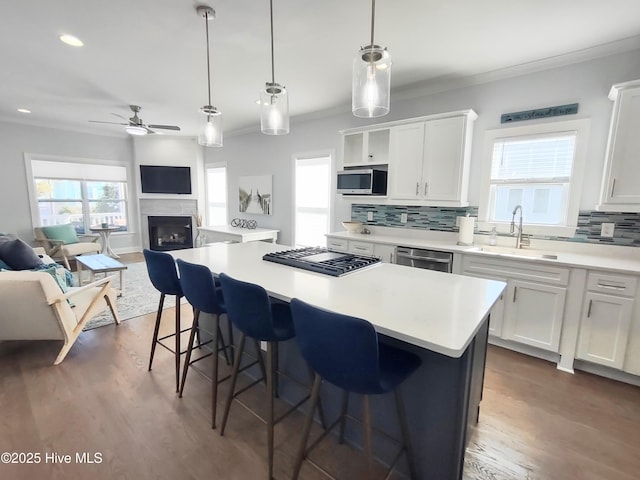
[[263, 247, 381, 277]]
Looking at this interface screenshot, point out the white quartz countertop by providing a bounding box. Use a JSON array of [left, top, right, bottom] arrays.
[[327, 231, 640, 275], [169, 242, 506, 358]]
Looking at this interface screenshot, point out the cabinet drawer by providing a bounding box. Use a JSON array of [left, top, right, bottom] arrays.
[[327, 238, 348, 252], [349, 241, 374, 256], [462, 255, 570, 286], [587, 271, 638, 297]]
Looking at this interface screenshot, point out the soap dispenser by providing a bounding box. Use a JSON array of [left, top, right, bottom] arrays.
[[488, 226, 498, 246]]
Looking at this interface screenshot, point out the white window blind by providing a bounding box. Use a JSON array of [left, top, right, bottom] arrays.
[[491, 132, 576, 183]]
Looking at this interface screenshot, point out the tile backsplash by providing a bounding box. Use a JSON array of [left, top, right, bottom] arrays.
[[350, 204, 640, 247]]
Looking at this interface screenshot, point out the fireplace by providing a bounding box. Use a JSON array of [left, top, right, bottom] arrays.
[[148, 216, 193, 251]]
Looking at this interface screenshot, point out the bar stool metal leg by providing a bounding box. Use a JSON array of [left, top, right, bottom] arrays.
[[148, 293, 165, 371], [179, 310, 201, 397], [291, 373, 322, 480], [220, 333, 247, 435], [174, 295, 182, 392], [211, 313, 220, 428], [267, 341, 275, 480], [362, 395, 374, 479], [338, 390, 349, 444]]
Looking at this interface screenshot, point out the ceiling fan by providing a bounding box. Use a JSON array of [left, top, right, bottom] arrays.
[[89, 105, 181, 135]]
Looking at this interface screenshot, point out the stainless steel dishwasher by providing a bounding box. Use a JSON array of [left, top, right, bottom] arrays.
[[395, 246, 453, 273]]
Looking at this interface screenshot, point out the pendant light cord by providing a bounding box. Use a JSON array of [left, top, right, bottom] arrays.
[[205, 10, 212, 107], [370, 0, 376, 47], [270, 0, 275, 85]]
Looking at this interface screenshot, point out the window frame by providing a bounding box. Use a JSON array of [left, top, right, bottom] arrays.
[[292, 150, 334, 248], [204, 162, 228, 227], [478, 119, 589, 237], [25, 153, 132, 234]]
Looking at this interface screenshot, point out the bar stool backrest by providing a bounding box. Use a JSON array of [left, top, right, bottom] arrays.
[[218, 272, 278, 341], [290, 298, 383, 394], [176, 259, 224, 315], [143, 249, 182, 297]]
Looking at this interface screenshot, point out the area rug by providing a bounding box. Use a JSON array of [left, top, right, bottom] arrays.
[[80, 262, 176, 330]]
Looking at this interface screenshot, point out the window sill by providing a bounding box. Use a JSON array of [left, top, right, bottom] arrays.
[[477, 221, 577, 238]]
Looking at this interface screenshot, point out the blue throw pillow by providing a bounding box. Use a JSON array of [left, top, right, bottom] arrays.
[[0, 238, 44, 270]]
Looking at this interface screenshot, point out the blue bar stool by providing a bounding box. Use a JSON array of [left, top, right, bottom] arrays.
[[176, 259, 234, 427], [218, 273, 324, 480], [143, 249, 188, 392], [290, 298, 422, 480]]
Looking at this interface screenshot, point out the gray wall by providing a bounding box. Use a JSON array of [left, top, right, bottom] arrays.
[[3, 48, 640, 250], [0, 122, 138, 251], [206, 49, 640, 245]]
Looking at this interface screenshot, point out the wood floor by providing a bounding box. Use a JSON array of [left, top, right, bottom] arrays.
[[1, 254, 639, 479]]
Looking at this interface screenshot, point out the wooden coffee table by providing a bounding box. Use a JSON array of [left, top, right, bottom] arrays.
[[76, 254, 127, 296]]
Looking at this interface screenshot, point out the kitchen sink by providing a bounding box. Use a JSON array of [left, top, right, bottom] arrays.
[[474, 245, 558, 260]]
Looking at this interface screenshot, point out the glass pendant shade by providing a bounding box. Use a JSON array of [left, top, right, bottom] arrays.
[[198, 108, 223, 147], [260, 83, 289, 135], [352, 45, 391, 118]]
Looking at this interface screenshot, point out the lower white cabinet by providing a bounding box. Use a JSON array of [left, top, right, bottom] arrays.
[[462, 255, 569, 353], [576, 271, 637, 369], [502, 280, 566, 352], [373, 243, 396, 263], [327, 236, 396, 263]]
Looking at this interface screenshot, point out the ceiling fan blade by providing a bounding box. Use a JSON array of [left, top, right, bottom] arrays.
[[147, 124, 181, 131], [88, 120, 128, 125], [111, 113, 130, 122]]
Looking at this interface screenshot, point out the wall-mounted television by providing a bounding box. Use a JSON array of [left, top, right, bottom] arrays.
[[140, 165, 192, 194]]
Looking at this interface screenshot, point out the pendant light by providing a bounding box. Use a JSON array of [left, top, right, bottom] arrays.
[[260, 0, 289, 135], [197, 5, 223, 147], [352, 0, 391, 118]]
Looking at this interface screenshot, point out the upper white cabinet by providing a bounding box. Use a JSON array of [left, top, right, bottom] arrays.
[[388, 111, 476, 206], [342, 128, 390, 166], [597, 79, 640, 211]]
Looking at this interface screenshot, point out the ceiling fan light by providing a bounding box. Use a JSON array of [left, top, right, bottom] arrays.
[[352, 44, 391, 118], [260, 83, 289, 135], [125, 125, 147, 136], [59, 34, 83, 47]]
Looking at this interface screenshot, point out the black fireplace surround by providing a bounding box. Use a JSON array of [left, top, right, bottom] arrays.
[[148, 216, 193, 251]]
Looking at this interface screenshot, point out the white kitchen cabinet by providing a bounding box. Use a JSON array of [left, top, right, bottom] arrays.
[[373, 243, 396, 263], [388, 111, 476, 206], [326, 237, 348, 252], [576, 271, 637, 369], [348, 240, 374, 256], [341, 128, 390, 167], [597, 79, 640, 212], [464, 272, 506, 337], [461, 254, 569, 353], [502, 280, 566, 352], [624, 304, 640, 376]]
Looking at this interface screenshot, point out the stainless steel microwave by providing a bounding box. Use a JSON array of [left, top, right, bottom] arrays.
[[336, 168, 387, 195]]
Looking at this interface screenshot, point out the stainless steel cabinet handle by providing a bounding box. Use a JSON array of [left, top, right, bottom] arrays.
[[513, 286, 517, 302], [397, 254, 451, 263], [611, 178, 616, 197], [390, 252, 393, 263], [415, 182, 419, 195], [597, 282, 625, 290], [424, 182, 428, 195], [587, 299, 593, 317]]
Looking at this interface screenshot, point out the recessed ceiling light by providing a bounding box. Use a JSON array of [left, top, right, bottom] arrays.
[[59, 34, 83, 47], [17, 108, 31, 114]]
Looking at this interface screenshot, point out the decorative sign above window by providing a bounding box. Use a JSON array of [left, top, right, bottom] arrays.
[[501, 103, 578, 124]]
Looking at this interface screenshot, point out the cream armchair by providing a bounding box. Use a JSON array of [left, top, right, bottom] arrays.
[[34, 225, 100, 270], [0, 271, 121, 365]]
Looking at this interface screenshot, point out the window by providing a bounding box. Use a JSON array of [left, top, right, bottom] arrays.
[[479, 119, 589, 236], [30, 159, 129, 234], [205, 164, 227, 226], [294, 153, 332, 247]]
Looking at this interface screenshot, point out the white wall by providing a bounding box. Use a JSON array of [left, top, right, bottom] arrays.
[[0, 122, 137, 251], [205, 49, 640, 245]]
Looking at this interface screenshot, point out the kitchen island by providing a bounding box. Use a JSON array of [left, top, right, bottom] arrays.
[[169, 242, 506, 479]]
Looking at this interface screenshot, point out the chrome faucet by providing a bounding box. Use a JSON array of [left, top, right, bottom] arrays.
[[510, 205, 529, 248]]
